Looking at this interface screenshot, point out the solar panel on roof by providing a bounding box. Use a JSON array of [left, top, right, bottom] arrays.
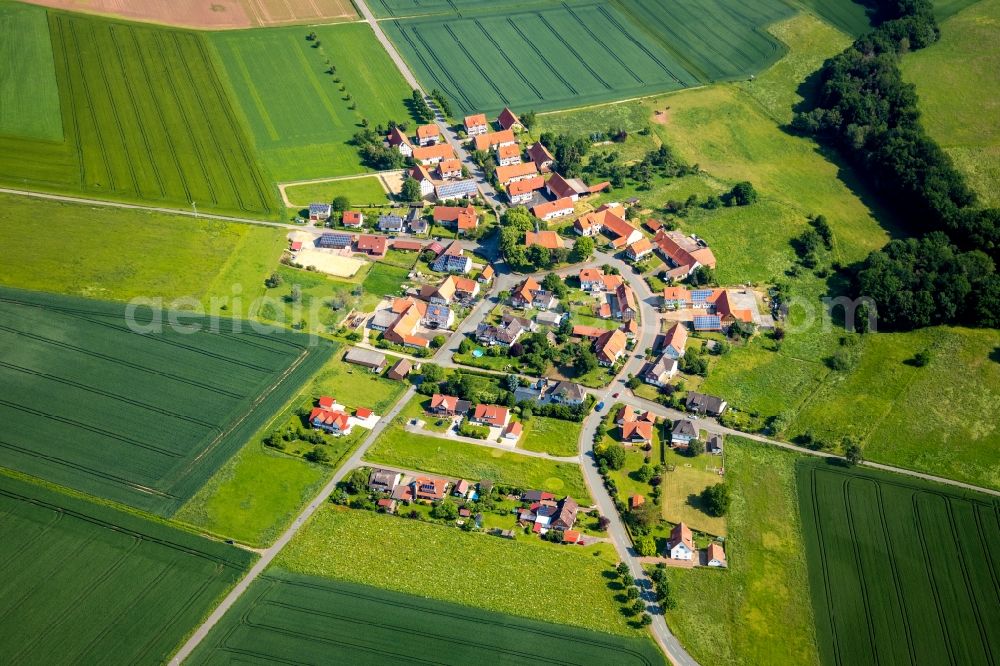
[[691, 290, 714, 301], [693, 315, 721, 330]]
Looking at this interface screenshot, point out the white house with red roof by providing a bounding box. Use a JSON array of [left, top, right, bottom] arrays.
[[668, 522, 695, 560], [471, 404, 510, 428], [387, 126, 412, 157], [416, 123, 440, 146], [341, 211, 364, 228], [464, 113, 489, 136], [497, 107, 523, 132]]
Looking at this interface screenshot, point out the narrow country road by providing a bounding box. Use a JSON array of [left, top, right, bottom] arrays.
[[169, 385, 416, 664]]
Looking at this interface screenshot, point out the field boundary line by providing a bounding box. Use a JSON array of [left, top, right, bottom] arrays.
[[911, 493, 959, 665], [0, 508, 64, 576], [534, 85, 710, 117], [807, 468, 843, 665], [872, 480, 918, 663]]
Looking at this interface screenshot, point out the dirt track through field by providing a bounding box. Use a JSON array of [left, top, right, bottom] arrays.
[[20, 0, 356, 29]]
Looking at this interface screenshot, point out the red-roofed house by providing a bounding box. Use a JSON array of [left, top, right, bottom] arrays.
[[627, 237, 653, 261], [579, 268, 605, 291], [613, 284, 638, 322], [663, 322, 688, 359], [595, 329, 627, 366], [474, 129, 516, 152], [530, 197, 574, 222], [524, 230, 565, 250], [527, 141, 554, 172], [342, 210, 364, 228], [507, 175, 545, 205], [707, 542, 727, 567], [502, 421, 523, 440], [653, 229, 717, 278], [496, 143, 522, 166], [472, 404, 510, 428], [437, 158, 463, 180], [416, 123, 440, 146], [414, 476, 449, 501], [309, 407, 351, 435], [708, 289, 754, 327], [318, 395, 337, 410], [495, 162, 538, 187], [545, 172, 592, 201], [572, 325, 605, 340], [356, 234, 387, 256], [388, 126, 412, 157], [413, 143, 456, 165], [497, 107, 523, 131], [668, 522, 695, 560], [662, 286, 692, 310], [464, 113, 489, 136], [430, 394, 469, 416], [511, 277, 540, 308], [622, 420, 654, 445]]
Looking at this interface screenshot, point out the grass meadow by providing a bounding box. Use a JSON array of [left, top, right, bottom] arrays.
[[0, 287, 334, 515], [275, 506, 649, 637], [283, 175, 390, 209], [0, 10, 278, 216], [798, 460, 1000, 665], [0, 193, 285, 308], [366, 425, 593, 502], [902, 0, 1000, 206], [662, 438, 818, 665], [519, 415, 582, 457], [0, 2, 62, 140], [0, 472, 254, 664], [210, 23, 414, 181], [189, 568, 665, 664], [175, 348, 407, 545]]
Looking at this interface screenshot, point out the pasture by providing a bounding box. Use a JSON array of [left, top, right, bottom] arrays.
[[257, 264, 372, 336], [0, 193, 285, 307], [663, 439, 818, 664], [519, 415, 582, 457], [0, 472, 254, 664], [902, 0, 1000, 206], [360, 262, 412, 308], [0, 2, 62, 140], [798, 461, 1000, 665], [0, 11, 278, 216], [0, 287, 334, 515], [189, 569, 664, 664], [384, 1, 697, 115], [366, 425, 592, 502], [284, 175, 390, 209], [275, 506, 646, 637], [210, 23, 414, 181]]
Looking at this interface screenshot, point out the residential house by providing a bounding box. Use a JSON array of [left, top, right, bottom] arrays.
[[686, 391, 728, 416], [430, 275, 478, 303], [432, 242, 472, 274], [377, 498, 397, 514], [435, 178, 478, 201], [572, 324, 605, 340], [471, 404, 510, 428], [464, 113, 489, 136], [662, 286, 692, 310], [530, 197, 575, 222], [562, 529, 582, 544], [707, 542, 727, 567], [529, 288, 558, 310], [508, 175, 545, 205], [546, 172, 609, 201], [387, 358, 412, 381], [356, 234, 387, 256], [622, 420, 654, 445], [430, 394, 471, 416], [668, 522, 695, 561], [706, 289, 754, 329], [423, 302, 453, 328], [502, 421, 523, 440], [627, 237, 653, 261], [497, 107, 523, 132], [437, 158, 463, 180], [316, 232, 351, 249], [630, 494, 645, 510], [309, 407, 351, 435], [408, 164, 436, 198], [495, 162, 539, 187], [309, 203, 332, 222], [579, 268, 606, 291], [524, 230, 565, 250], [496, 143, 522, 166], [412, 143, 456, 165], [536, 310, 563, 327], [662, 322, 688, 359], [548, 380, 586, 405], [621, 318, 639, 339], [453, 479, 471, 497], [433, 205, 478, 234], [342, 210, 364, 228], [383, 298, 429, 349], [527, 141, 554, 172], [476, 315, 529, 346], [613, 284, 638, 322], [595, 329, 627, 366], [653, 229, 717, 280], [387, 127, 412, 157], [474, 129, 516, 152], [391, 483, 415, 502], [601, 210, 643, 249], [551, 497, 579, 530], [670, 419, 697, 447], [369, 469, 402, 493], [573, 213, 601, 237], [414, 476, 449, 501], [416, 123, 440, 146], [378, 213, 405, 233], [478, 264, 495, 283], [706, 434, 724, 455], [393, 239, 424, 252], [643, 355, 678, 386], [511, 277, 541, 308], [344, 348, 387, 373]]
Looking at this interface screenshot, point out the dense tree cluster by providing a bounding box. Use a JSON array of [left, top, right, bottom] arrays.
[[793, 0, 999, 329], [498, 206, 570, 270], [582, 144, 696, 190], [352, 120, 408, 170]]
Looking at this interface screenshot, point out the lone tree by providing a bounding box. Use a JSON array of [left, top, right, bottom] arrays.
[[400, 177, 423, 202], [701, 482, 731, 517], [844, 438, 863, 466], [331, 195, 350, 212]]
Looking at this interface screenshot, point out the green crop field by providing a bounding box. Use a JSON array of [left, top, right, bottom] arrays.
[[367, 425, 592, 502], [0, 10, 277, 216], [210, 23, 415, 181], [189, 568, 664, 664], [0, 472, 254, 664], [0, 193, 284, 307], [0, 2, 62, 140], [902, 0, 1000, 206], [798, 461, 1000, 665], [384, 2, 698, 115], [0, 287, 334, 514], [275, 506, 646, 636]]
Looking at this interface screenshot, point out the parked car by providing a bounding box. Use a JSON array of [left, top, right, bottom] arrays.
[[595, 402, 605, 411]]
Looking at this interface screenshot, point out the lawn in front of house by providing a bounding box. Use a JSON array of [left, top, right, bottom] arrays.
[[659, 446, 727, 537]]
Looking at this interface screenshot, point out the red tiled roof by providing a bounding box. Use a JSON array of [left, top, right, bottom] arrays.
[[355, 407, 373, 418], [664, 322, 688, 351], [318, 396, 336, 409], [497, 143, 521, 160], [497, 107, 521, 130], [474, 129, 516, 152], [572, 325, 605, 339], [669, 522, 694, 550], [473, 403, 508, 427], [495, 162, 538, 185], [357, 234, 387, 254], [530, 197, 574, 219], [508, 176, 545, 196], [433, 204, 475, 223], [622, 421, 653, 442], [417, 124, 439, 139], [412, 143, 456, 162], [464, 113, 488, 129], [524, 230, 564, 249], [392, 239, 423, 251], [342, 211, 363, 225]]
